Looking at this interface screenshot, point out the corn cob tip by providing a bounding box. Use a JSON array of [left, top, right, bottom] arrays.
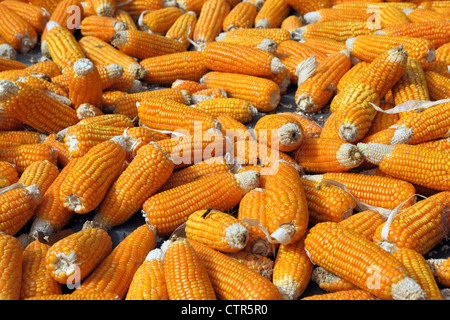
[[337, 143, 364, 168], [295, 26, 306, 41], [303, 12, 320, 24], [215, 33, 227, 42], [96, 3, 115, 17], [270, 222, 297, 245], [277, 123, 303, 149], [110, 30, 128, 47], [356, 143, 393, 166], [392, 276, 426, 300], [270, 57, 286, 75], [110, 134, 131, 151], [257, 38, 277, 53], [0, 44, 16, 60], [105, 64, 125, 79], [26, 184, 41, 202], [46, 21, 61, 32], [29, 218, 54, 239], [339, 124, 360, 143], [296, 94, 314, 113], [441, 289, 450, 300], [255, 19, 270, 29], [234, 170, 260, 195], [345, 37, 355, 51], [225, 222, 250, 250], [129, 63, 148, 80], [73, 58, 95, 77], [0, 79, 19, 102], [389, 127, 414, 145], [145, 248, 164, 262], [81, 220, 98, 230]]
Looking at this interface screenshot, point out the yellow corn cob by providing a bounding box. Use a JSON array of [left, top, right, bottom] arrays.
[[0, 232, 23, 299], [222, 1, 256, 31], [0, 105, 22, 131], [373, 191, 450, 255], [26, 291, 121, 300], [294, 138, 364, 173], [21, 240, 62, 299], [20, 60, 61, 78], [425, 70, 450, 100], [172, 79, 206, 95], [114, 9, 137, 30], [123, 127, 170, 156], [427, 42, 450, 78], [305, 221, 426, 300], [303, 8, 373, 23], [18, 160, 59, 195], [192, 0, 230, 46], [220, 27, 291, 45], [308, 172, 418, 211], [254, 0, 290, 28], [336, 60, 369, 93], [272, 236, 314, 300], [363, 102, 400, 137], [125, 248, 168, 300], [0, 0, 49, 33], [163, 237, 217, 300], [333, 1, 417, 10], [29, 158, 79, 239], [188, 238, 283, 299], [427, 257, 450, 288], [193, 97, 257, 124], [74, 222, 157, 299], [0, 57, 26, 72], [379, 5, 411, 27], [281, 15, 303, 38], [78, 36, 147, 80], [226, 251, 274, 279], [137, 7, 183, 34], [404, 8, 447, 23], [216, 113, 253, 143], [0, 184, 41, 235], [393, 248, 443, 300], [165, 11, 197, 49], [68, 58, 103, 109], [90, 0, 115, 16], [203, 41, 287, 77], [111, 29, 185, 60], [275, 39, 328, 64], [142, 170, 260, 237], [80, 15, 128, 42], [200, 71, 280, 112], [0, 4, 37, 53], [140, 51, 208, 86], [358, 143, 450, 191], [60, 137, 128, 214], [300, 38, 347, 56], [16, 74, 69, 98], [302, 289, 378, 300], [295, 50, 351, 113], [45, 221, 112, 284], [0, 80, 78, 134], [101, 90, 127, 109], [253, 113, 304, 152], [310, 266, 358, 293], [282, 112, 322, 139], [419, 0, 450, 11], [115, 0, 163, 19], [284, 0, 331, 15], [0, 161, 18, 188], [418, 137, 450, 153], [151, 130, 229, 170], [42, 133, 72, 168], [190, 87, 228, 103], [348, 34, 435, 69], [0, 131, 45, 148], [138, 97, 219, 134], [299, 21, 380, 43], [185, 209, 249, 252], [92, 143, 174, 230], [0, 143, 56, 174]]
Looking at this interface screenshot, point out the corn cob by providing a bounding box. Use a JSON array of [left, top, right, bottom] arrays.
[[101, 90, 127, 109], [295, 50, 351, 113], [216, 113, 253, 143], [308, 172, 418, 211], [358, 143, 450, 191], [0, 80, 78, 134], [203, 41, 286, 77], [68, 58, 103, 109], [302, 289, 378, 300], [336, 60, 369, 93], [347, 34, 435, 69], [0, 232, 23, 299], [21, 240, 62, 299], [174, 0, 205, 14], [0, 143, 56, 174], [361, 102, 399, 137], [299, 21, 379, 43], [280, 112, 322, 139], [193, 0, 230, 46], [188, 238, 283, 299], [226, 251, 274, 279], [20, 60, 61, 78], [190, 87, 228, 104], [418, 137, 450, 153], [219, 27, 291, 45], [77, 114, 132, 129], [222, 1, 256, 31], [123, 127, 170, 156], [303, 8, 373, 23], [18, 160, 59, 195], [272, 236, 314, 300], [74, 222, 157, 299], [427, 257, 450, 288], [29, 158, 79, 240], [284, 0, 331, 15], [254, 0, 290, 28], [300, 38, 348, 56], [379, 5, 411, 27], [0, 183, 41, 235], [0, 36, 15, 60], [26, 291, 121, 300], [253, 113, 303, 152], [142, 170, 259, 237], [192, 97, 257, 124], [16, 74, 69, 99], [392, 248, 443, 300], [0, 131, 45, 148], [114, 9, 137, 30], [165, 11, 197, 49], [185, 209, 249, 253], [45, 221, 112, 284], [0, 161, 18, 188], [305, 221, 426, 300], [294, 138, 364, 173], [152, 130, 229, 169], [111, 30, 185, 61], [0, 57, 26, 72], [404, 8, 447, 23], [310, 266, 358, 293], [425, 70, 450, 100], [78, 36, 147, 80], [275, 39, 328, 64], [80, 16, 128, 43], [0, 0, 50, 33], [137, 7, 183, 35], [233, 138, 297, 167], [60, 137, 128, 214], [333, 1, 416, 10], [125, 248, 168, 300], [137, 97, 219, 134], [92, 143, 174, 230], [340, 209, 388, 244], [140, 51, 207, 86], [200, 71, 280, 112], [115, 0, 163, 19], [281, 14, 303, 35], [0, 4, 37, 53], [428, 42, 450, 78], [89, 0, 115, 16], [372, 191, 450, 255], [172, 79, 206, 95]]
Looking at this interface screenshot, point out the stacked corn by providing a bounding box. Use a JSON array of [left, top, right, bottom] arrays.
[[0, 0, 449, 302]]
